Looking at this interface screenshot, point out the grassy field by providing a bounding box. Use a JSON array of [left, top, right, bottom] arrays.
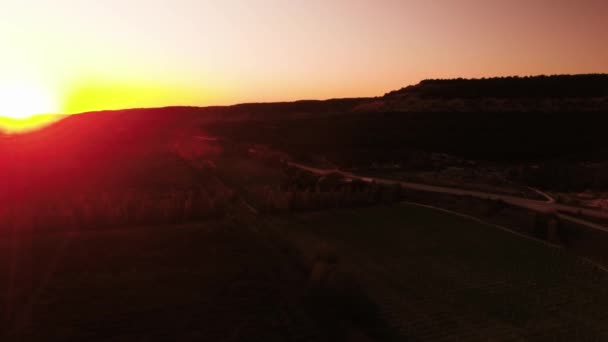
[[277, 204, 608, 341], [0, 222, 332, 341], [3, 202, 608, 341]]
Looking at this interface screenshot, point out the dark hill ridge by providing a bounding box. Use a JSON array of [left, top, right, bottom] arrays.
[[385, 74, 608, 99], [4, 73, 603, 139], [1, 73, 608, 181]]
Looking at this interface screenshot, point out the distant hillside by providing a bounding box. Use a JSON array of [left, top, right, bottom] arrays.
[[3, 73, 608, 175], [359, 74, 608, 113], [385, 74, 608, 99]]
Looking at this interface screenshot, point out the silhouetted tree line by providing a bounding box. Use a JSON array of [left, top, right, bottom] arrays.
[[386, 74, 608, 99]]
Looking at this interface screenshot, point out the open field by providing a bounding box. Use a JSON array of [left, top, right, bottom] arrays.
[[277, 204, 608, 341], [6, 202, 608, 341], [0, 221, 332, 341]]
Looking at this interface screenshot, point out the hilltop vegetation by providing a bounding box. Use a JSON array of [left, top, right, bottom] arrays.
[[374, 74, 608, 114], [386, 74, 608, 99]]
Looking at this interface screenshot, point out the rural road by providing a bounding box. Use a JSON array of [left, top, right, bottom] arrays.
[[287, 161, 608, 233]]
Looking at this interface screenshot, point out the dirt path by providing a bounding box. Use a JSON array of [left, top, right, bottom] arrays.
[[287, 161, 608, 233]]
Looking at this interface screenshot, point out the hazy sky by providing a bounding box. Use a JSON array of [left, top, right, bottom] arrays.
[[1, 0, 607, 114]]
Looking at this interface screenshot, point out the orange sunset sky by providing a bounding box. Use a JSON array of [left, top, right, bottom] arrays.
[[0, 0, 607, 118]]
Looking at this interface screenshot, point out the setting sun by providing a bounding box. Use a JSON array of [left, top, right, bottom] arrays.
[[0, 81, 59, 119], [0, 80, 60, 132]]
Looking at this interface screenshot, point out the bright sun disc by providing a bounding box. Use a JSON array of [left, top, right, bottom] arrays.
[[0, 80, 60, 133]]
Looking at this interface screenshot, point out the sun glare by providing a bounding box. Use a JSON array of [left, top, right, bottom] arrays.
[[0, 81, 60, 133]]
